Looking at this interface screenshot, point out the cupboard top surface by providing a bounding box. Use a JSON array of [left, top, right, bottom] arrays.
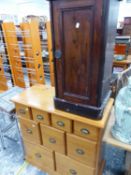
[[12, 84, 113, 128]]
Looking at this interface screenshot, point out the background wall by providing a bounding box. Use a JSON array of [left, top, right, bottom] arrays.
[[0, 0, 131, 25], [118, 0, 131, 22], [0, 0, 50, 24]]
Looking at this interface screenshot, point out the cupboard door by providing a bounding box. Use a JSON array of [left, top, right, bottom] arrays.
[[53, 0, 102, 106]]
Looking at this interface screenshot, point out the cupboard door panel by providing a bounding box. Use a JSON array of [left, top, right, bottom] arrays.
[[62, 7, 94, 100], [53, 0, 102, 106]]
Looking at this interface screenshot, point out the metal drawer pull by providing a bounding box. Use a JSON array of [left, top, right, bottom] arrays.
[[49, 138, 56, 144], [76, 148, 85, 155], [19, 108, 28, 115], [69, 169, 77, 175], [37, 115, 44, 120], [35, 153, 42, 159], [57, 121, 65, 127], [81, 128, 90, 135], [26, 128, 32, 134]]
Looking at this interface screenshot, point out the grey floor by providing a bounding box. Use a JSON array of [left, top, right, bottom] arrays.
[[0, 111, 126, 175]]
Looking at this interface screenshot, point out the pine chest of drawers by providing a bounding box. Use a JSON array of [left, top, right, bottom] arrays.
[[12, 85, 113, 175]]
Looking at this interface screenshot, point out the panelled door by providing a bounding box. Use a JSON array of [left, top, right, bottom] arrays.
[[52, 0, 102, 106]]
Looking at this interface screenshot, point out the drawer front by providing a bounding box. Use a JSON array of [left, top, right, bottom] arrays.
[[16, 103, 32, 119], [41, 124, 65, 154], [19, 117, 41, 144], [24, 141, 55, 171], [67, 134, 97, 167], [51, 114, 72, 132], [55, 152, 95, 175], [32, 108, 50, 125], [74, 121, 99, 141]]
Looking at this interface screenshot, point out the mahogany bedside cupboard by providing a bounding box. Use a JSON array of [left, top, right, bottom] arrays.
[[12, 85, 114, 175], [47, 0, 120, 119]]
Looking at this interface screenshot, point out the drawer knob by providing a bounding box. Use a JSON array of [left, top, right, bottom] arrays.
[[26, 128, 32, 134], [49, 137, 56, 144], [81, 128, 90, 135], [35, 153, 42, 159], [69, 169, 77, 175], [76, 148, 85, 155], [55, 50, 62, 59], [37, 115, 44, 120], [19, 108, 28, 115], [57, 121, 65, 127]]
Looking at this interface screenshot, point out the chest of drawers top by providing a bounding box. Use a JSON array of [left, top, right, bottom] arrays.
[[12, 84, 113, 129]]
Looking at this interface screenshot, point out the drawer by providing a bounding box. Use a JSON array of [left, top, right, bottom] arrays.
[[40, 124, 65, 154], [32, 108, 50, 125], [74, 121, 99, 141], [15, 103, 32, 119], [55, 152, 95, 175], [67, 134, 97, 167], [24, 141, 55, 171], [19, 117, 41, 144], [51, 114, 72, 132]]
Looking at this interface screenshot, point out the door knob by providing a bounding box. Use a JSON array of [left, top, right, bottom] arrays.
[[55, 50, 62, 59]]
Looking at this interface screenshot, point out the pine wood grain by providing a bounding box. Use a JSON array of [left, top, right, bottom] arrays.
[[12, 84, 114, 128]]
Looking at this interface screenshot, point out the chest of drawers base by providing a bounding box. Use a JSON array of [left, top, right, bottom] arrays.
[[12, 85, 114, 175]]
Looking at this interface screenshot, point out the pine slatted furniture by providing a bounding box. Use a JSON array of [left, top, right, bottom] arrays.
[[2, 22, 25, 88], [0, 56, 8, 91], [12, 84, 113, 175], [20, 20, 45, 86]]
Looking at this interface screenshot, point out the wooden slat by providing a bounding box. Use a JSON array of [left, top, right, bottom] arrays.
[[2, 22, 25, 88], [46, 21, 55, 86], [20, 22, 34, 86], [20, 20, 45, 86], [0, 55, 8, 90]]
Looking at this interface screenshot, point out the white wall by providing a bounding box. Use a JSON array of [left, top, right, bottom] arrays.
[[118, 0, 131, 22], [17, 0, 50, 20], [0, 0, 131, 25], [0, 0, 50, 24]]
